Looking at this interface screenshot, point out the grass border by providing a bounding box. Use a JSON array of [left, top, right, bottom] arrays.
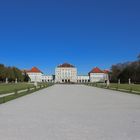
[[0, 84, 54, 104], [86, 83, 140, 95]]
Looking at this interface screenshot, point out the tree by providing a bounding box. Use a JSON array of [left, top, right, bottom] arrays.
[[110, 54, 140, 83], [137, 54, 140, 61], [0, 64, 6, 81], [23, 71, 30, 82], [0, 64, 29, 82]]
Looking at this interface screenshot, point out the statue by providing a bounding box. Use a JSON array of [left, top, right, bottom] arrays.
[[106, 79, 110, 88], [34, 76, 38, 87], [15, 78, 18, 84], [129, 78, 131, 85], [6, 77, 8, 84], [118, 79, 120, 84], [34, 81, 38, 87]]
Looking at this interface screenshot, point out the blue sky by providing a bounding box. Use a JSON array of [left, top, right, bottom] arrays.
[[0, 0, 140, 74]]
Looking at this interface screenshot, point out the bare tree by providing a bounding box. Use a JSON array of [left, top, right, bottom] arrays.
[[138, 54, 140, 61]]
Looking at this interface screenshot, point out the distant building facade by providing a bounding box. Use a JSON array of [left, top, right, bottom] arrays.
[[42, 75, 53, 83], [55, 63, 77, 83], [26, 63, 109, 83], [89, 67, 109, 83], [77, 75, 90, 83], [26, 67, 53, 82], [26, 67, 43, 82]]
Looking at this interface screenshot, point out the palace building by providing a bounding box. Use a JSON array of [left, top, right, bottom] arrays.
[[55, 63, 77, 83], [26, 63, 109, 83], [26, 67, 53, 82], [89, 67, 109, 83], [26, 67, 43, 82]]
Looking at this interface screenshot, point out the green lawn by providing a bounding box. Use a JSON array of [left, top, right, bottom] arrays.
[[0, 83, 34, 94], [109, 83, 140, 92], [0, 83, 53, 104], [89, 83, 140, 94]]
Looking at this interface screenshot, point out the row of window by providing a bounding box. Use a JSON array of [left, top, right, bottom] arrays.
[[57, 73, 76, 76], [56, 76, 76, 79]]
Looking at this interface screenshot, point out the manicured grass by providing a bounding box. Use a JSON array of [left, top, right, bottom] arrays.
[[0, 83, 54, 104], [0, 90, 34, 104], [0, 83, 35, 94], [87, 83, 140, 94], [110, 83, 140, 92]]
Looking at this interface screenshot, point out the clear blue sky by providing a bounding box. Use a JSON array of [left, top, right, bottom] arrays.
[[0, 0, 140, 74]]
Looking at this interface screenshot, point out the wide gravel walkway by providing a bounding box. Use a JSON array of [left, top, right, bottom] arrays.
[[0, 85, 140, 140]]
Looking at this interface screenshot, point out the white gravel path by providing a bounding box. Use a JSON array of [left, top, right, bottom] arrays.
[[0, 84, 140, 140]]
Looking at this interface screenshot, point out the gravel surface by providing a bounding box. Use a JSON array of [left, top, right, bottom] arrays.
[[0, 84, 140, 140]]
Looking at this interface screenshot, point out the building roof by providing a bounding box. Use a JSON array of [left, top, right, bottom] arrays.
[[57, 63, 75, 68], [89, 67, 104, 74], [26, 67, 42, 73], [103, 70, 110, 74]]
